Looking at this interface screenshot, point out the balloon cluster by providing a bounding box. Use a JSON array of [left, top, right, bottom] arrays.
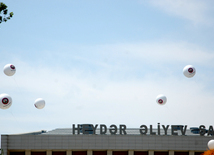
[[1, 64, 45, 110], [2, 63, 197, 109], [156, 65, 196, 105]]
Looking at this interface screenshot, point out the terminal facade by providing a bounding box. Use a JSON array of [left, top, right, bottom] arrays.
[[1, 126, 212, 155]]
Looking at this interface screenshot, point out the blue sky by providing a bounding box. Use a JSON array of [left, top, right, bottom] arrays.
[[1, 0, 214, 135]]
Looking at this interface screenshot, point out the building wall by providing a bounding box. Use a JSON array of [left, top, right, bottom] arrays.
[[5, 151, 205, 155], [1, 134, 210, 155]]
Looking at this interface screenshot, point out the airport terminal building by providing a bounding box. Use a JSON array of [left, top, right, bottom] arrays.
[[1, 124, 213, 155]]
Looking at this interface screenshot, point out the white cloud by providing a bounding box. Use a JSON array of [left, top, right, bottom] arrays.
[[146, 0, 213, 25], [79, 41, 214, 67]]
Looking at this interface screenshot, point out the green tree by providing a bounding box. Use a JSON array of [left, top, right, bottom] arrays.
[[0, 149, 3, 155], [0, 2, 13, 24]]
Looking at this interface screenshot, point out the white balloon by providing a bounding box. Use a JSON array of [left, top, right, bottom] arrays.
[[183, 65, 196, 78], [34, 98, 45, 109], [156, 94, 167, 105], [208, 140, 214, 150], [3, 64, 16, 76], [0, 93, 12, 109]]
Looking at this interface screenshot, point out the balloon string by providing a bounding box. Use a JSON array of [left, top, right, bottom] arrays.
[[11, 77, 37, 132], [9, 110, 27, 133], [12, 77, 51, 131], [163, 104, 180, 122], [11, 76, 34, 115], [9, 110, 18, 122], [11, 77, 22, 93]]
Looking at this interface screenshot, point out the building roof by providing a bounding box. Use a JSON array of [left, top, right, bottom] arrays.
[[6, 125, 205, 136], [38, 127, 200, 136]]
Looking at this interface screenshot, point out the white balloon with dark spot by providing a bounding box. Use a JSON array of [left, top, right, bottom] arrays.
[[183, 65, 196, 78], [34, 98, 45, 109], [3, 64, 16, 76], [0, 93, 12, 109], [156, 94, 167, 105]]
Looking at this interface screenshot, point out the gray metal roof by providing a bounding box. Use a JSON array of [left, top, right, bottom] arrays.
[[40, 128, 200, 136]]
